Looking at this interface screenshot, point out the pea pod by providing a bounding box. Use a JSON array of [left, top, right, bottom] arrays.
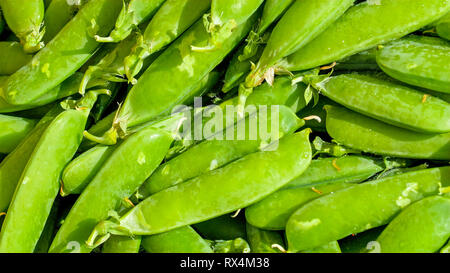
[[124, 0, 211, 82], [301, 241, 342, 254], [0, 91, 104, 253], [102, 236, 142, 253], [34, 199, 59, 253], [441, 241, 450, 253], [0, 114, 37, 154], [139, 105, 303, 196], [42, 0, 84, 43], [0, 0, 44, 53], [285, 167, 450, 252], [0, 42, 32, 75], [314, 74, 450, 134], [0, 0, 123, 105], [246, 223, 284, 253], [436, 12, 450, 40], [245, 0, 354, 88], [86, 131, 312, 247], [95, 0, 166, 43], [142, 226, 212, 253], [335, 48, 379, 71], [325, 105, 450, 160], [0, 107, 61, 213], [209, 238, 250, 253], [376, 35, 450, 94], [194, 214, 247, 241], [339, 226, 385, 253], [283, 0, 450, 71], [49, 125, 176, 253]]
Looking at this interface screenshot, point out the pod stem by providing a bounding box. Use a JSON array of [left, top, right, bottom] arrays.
[[86, 220, 132, 249]]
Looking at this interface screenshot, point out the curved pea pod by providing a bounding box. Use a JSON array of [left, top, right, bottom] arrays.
[[42, 0, 84, 43], [0, 107, 61, 213], [124, 0, 211, 82], [114, 12, 258, 134], [139, 105, 303, 196], [49, 126, 175, 253], [436, 14, 450, 40], [314, 74, 450, 134], [441, 241, 450, 253], [95, 0, 165, 43], [246, 223, 284, 253], [285, 167, 450, 252], [245, 0, 354, 88], [61, 145, 117, 196], [102, 236, 142, 253], [335, 48, 379, 71], [209, 238, 250, 253], [300, 241, 341, 254], [142, 226, 212, 253], [86, 131, 312, 247], [376, 35, 450, 94], [339, 226, 385, 253], [372, 196, 450, 253], [0, 91, 104, 253], [283, 0, 450, 72], [0, 0, 45, 53], [0, 114, 37, 154], [34, 199, 59, 253], [193, 214, 247, 241], [0, 42, 32, 75], [325, 105, 450, 160], [259, 0, 293, 35], [0, 0, 123, 106]]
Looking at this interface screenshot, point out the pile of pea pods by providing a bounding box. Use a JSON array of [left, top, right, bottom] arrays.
[[0, 0, 449, 254]]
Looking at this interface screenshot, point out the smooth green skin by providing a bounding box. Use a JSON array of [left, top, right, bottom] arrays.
[[0, 42, 32, 75], [102, 236, 142, 253], [0, 0, 122, 105], [339, 226, 385, 253], [210, 0, 263, 28], [42, 0, 81, 43], [98, 0, 166, 43], [61, 145, 116, 196], [142, 226, 212, 253], [335, 48, 379, 71], [374, 196, 450, 253], [259, 0, 293, 34], [246, 223, 284, 253], [325, 105, 450, 160], [436, 13, 450, 40], [285, 167, 450, 252], [49, 127, 174, 253], [34, 199, 59, 253], [193, 214, 247, 241], [300, 241, 341, 254], [140, 105, 303, 196], [376, 35, 450, 94], [0, 107, 89, 253], [284, 0, 450, 71], [0, 107, 61, 213], [0, 114, 37, 154], [94, 131, 311, 239], [441, 240, 450, 253], [124, 0, 211, 81], [316, 74, 450, 134], [118, 13, 258, 129], [246, 0, 354, 87], [0, 0, 44, 53]]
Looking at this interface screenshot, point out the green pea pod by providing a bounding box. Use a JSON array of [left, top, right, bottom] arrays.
[[246, 223, 284, 253], [34, 198, 60, 253], [300, 241, 342, 254], [285, 167, 450, 252], [49, 125, 175, 253], [311, 136, 361, 158], [372, 196, 450, 253], [339, 226, 385, 253], [0, 0, 123, 106], [209, 238, 250, 253], [102, 236, 142, 253], [335, 48, 379, 71], [245, 0, 354, 89], [86, 130, 312, 247], [95, 0, 166, 43], [0, 106, 62, 213], [42, 0, 84, 43], [142, 226, 212, 253], [259, 0, 293, 36], [435, 12, 450, 40], [314, 74, 450, 134], [90, 82, 123, 123], [0, 91, 104, 253], [0, 42, 32, 75], [0, 114, 37, 154], [283, 0, 450, 72], [376, 35, 450, 94], [124, 0, 211, 82], [193, 214, 247, 241], [441, 241, 450, 253], [325, 105, 450, 160], [139, 105, 303, 196], [61, 145, 117, 196], [0, 0, 45, 53]]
